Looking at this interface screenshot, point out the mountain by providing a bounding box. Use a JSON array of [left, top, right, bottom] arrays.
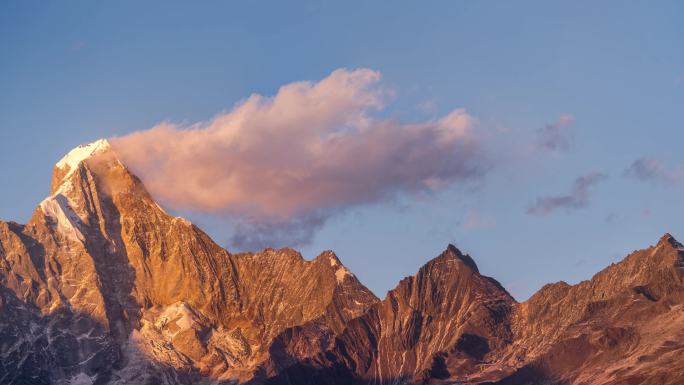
[[0, 140, 377, 385], [264, 235, 684, 385], [0, 140, 683, 385]]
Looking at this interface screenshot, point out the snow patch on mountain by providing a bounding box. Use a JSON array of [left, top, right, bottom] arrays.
[[156, 302, 202, 337], [56, 139, 111, 172], [39, 194, 84, 242], [335, 267, 353, 283], [67, 372, 96, 385], [38, 139, 118, 241], [326, 253, 354, 283], [50, 139, 113, 198]]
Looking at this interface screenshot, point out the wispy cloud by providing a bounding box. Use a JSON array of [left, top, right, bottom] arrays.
[[537, 114, 575, 151], [112, 68, 486, 250], [527, 172, 607, 216], [623, 157, 684, 184]]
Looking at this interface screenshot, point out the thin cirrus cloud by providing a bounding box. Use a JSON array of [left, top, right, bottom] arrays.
[[527, 172, 608, 217], [623, 157, 684, 184], [111, 68, 486, 250], [537, 114, 575, 151]]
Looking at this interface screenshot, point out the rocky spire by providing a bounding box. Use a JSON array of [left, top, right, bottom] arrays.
[[445, 243, 479, 272]]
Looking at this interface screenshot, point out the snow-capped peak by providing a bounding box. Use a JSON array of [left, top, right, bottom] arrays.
[[56, 139, 111, 172], [37, 139, 114, 242]]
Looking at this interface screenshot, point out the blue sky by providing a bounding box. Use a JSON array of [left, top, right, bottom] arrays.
[[1, 1, 683, 299]]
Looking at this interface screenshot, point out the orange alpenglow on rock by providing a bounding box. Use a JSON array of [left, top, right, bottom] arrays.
[[0, 140, 683, 384]]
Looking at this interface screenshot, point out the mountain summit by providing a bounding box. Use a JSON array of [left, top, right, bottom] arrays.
[[1, 140, 683, 385], [1, 140, 377, 384]]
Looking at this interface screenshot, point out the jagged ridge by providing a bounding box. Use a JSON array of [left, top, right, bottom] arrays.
[[0, 140, 683, 385]]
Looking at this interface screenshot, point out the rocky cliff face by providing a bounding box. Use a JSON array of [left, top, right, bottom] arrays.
[[266, 246, 516, 384], [0, 140, 377, 385], [1, 140, 683, 385], [500, 233, 684, 385]]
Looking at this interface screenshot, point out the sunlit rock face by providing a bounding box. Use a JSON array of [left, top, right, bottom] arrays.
[[0, 140, 378, 385], [1, 140, 684, 385], [260, 240, 684, 385]]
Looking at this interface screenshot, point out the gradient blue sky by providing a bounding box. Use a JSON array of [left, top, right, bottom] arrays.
[[1, 1, 683, 299]]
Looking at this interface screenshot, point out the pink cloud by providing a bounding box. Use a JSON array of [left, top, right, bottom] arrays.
[[111, 68, 485, 249]]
